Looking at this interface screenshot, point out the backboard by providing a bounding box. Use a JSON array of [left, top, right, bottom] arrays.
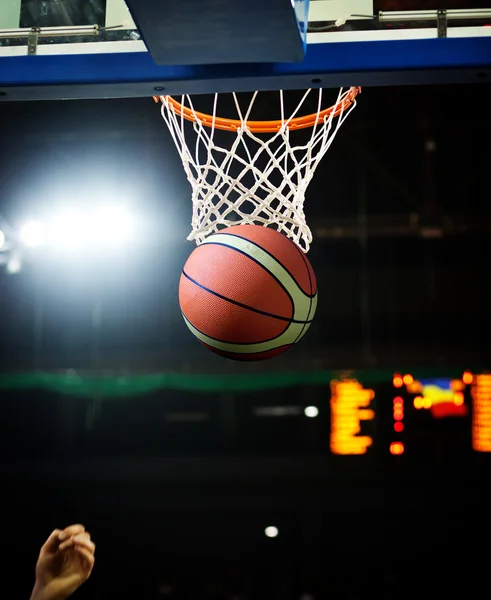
[[0, 0, 490, 100]]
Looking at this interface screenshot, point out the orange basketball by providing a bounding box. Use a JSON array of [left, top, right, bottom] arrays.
[[178, 224, 317, 361]]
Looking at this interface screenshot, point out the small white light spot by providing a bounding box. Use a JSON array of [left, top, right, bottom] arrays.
[[6, 252, 22, 274], [265, 526, 279, 538], [304, 405, 319, 418]]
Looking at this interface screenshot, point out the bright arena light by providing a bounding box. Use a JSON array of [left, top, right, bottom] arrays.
[[92, 204, 134, 246], [0, 229, 5, 250], [45, 204, 135, 252], [17, 205, 136, 256], [265, 526, 279, 538], [304, 406, 319, 418], [49, 209, 87, 250], [20, 220, 45, 247]]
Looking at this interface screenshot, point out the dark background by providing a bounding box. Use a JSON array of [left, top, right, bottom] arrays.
[[1, 83, 489, 371], [1, 1, 491, 599]]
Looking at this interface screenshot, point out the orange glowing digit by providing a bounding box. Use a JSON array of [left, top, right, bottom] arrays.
[[454, 392, 464, 406], [393, 375, 403, 388], [472, 375, 491, 452], [390, 442, 404, 455], [330, 380, 375, 455]]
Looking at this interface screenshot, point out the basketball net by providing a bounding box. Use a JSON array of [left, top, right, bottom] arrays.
[[156, 87, 360, 253]]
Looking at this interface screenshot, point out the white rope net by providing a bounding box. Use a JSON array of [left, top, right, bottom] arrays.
[[159, 87, 359, 253]]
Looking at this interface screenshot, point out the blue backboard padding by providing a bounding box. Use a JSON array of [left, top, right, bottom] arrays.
[[0, 37, 490, 97], [123, 0, 309, 65]]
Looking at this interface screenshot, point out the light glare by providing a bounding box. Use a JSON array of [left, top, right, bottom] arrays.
[[50, 210, 87, 250], [47, 205, 135, 251], [6, 252, 22, 274], [20, 221, 45, 247], [0, 229, 4, 250], [93, 205, 134, 246]]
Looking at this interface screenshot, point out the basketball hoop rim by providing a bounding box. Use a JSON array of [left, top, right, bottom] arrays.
[[153, 87, 361, 133]]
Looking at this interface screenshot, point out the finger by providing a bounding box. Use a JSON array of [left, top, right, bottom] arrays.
[[40, 529, 63, 553], [73, 545, 96, 573], [59, 524, 85, 541], [59, 531, 93, 550], [72, 532, 91, 543], [59, 538, 76, 551], [72, 535, 96, 554], [59, 532, 94, 551]]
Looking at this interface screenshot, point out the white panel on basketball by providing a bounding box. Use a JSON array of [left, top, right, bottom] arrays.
[[295, 292, 318, 343], [183, 315, 311, 354], [200, 233, 314, 322]]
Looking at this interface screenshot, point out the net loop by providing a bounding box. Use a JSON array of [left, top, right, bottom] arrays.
[[156, 87, 360, 252]]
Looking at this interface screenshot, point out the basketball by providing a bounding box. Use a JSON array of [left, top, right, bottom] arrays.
[[178, 224, 317, 361]]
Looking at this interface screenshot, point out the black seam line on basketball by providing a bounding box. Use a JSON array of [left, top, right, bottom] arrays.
[[196, 242, 294, 317], [183, 313, 301, 347], [208, 233, 317, 299], [182, 271, 313, 326], [208, 232, 314, 346], [182, 271, 314, 326]]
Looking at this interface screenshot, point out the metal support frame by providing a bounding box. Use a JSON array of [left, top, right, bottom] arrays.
[[0, 5, 490, 100], [378, 9, 491, 22], [437, 10, 447, 39], [0, 25, 100, 40], [27, 29, 39, 55], [0, 36, 490, 101]]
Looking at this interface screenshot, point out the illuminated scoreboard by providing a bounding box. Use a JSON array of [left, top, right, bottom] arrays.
[[326, 371, 486, 459], [330, 379, 375, 455]]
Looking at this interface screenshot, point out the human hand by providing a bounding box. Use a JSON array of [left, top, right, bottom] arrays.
[[30, 524, 95, 600]]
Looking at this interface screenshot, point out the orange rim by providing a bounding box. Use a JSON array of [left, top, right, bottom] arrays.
[[153, 87, 361, 133]]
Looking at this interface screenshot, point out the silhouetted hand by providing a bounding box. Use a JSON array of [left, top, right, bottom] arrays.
[[30, 524, 95, 600]]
